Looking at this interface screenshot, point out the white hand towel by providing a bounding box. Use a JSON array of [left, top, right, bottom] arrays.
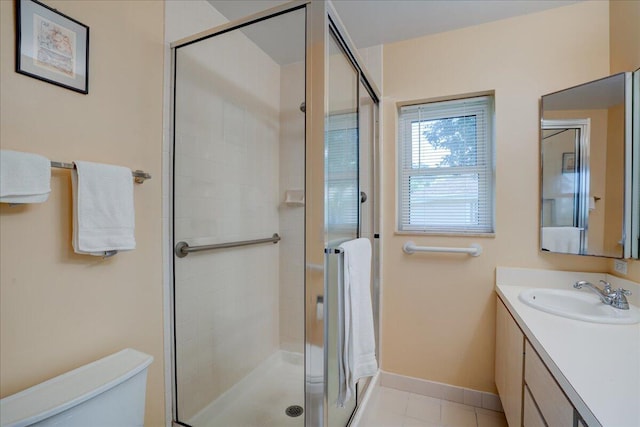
[[337, 238, 378, 406], [72, 161, 135, 256], [0, 150, 51, 203], [541, 226, 581, 253]]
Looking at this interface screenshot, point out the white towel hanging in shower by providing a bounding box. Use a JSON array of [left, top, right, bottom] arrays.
[[337, 238, 378, 407]]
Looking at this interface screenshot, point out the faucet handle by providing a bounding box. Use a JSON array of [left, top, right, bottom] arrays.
[[599, 280, 612, 294], [610, 288, 631, 310]]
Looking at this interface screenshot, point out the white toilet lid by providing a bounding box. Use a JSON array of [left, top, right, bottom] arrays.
[[0, 348, 153, 427]]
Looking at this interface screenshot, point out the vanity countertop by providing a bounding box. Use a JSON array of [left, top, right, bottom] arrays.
[[495, 267, 640, 427]]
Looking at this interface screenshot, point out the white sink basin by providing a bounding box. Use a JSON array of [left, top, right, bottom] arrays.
[[519, 288, 640, 324]]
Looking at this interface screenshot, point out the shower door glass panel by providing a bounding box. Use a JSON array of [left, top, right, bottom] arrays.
[[541, 128, 580, 227], [355, 80, 378, 402], [326, 29, 359, 427], [173, 8, 305, 427]]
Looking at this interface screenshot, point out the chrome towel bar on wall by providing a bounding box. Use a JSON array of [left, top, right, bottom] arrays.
[[403, 241, 482, 257], [175, 233, 281, 258], [50, 161, 151, 183]]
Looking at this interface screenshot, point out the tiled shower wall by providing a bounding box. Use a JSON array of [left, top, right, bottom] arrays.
[[173, 26, 282, 419], [166, 1, 381, 420], [277, 45, 382, 354], [278, 61, 305, 354]]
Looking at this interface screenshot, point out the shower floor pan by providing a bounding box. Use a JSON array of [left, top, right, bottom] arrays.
[[187, 350, 305, 427]]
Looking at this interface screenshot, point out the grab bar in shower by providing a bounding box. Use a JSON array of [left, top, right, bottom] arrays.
[[403, 241, 482, 257], [174, 233, 280, 258]]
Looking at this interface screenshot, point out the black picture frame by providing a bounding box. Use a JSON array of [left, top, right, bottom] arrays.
[[16, 0, 89, 94]]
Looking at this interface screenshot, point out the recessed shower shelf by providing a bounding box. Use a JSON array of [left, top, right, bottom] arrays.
[[284, 190, 305, 206]]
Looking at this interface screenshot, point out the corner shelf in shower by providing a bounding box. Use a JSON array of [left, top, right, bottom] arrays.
[[284, 190, 305, 206]]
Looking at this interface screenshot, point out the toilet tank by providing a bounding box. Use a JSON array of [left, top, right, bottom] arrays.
[[0, 348, 153, 427]]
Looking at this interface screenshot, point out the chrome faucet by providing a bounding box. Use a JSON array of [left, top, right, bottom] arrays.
[[574, 280, 631, 310]]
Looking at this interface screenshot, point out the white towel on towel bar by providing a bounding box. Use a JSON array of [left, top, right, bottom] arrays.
[[72, 161, 135, 256], [337, 238, 378, 407], [0, 150, 51, 204]]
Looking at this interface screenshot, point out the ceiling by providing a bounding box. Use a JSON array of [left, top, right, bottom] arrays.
[[208, 0, 580, 49]]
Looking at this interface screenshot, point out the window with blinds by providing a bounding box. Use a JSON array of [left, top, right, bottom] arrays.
[[398, 96, 494, 233], [326, 112, 359, 230]]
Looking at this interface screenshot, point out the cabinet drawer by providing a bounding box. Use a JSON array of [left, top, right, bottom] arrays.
[[525, 341, 573, 426], [523, 386, 545, 427]]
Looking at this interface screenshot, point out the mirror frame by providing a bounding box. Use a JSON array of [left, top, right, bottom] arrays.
[[632, 69, 640, 259], [623, 72, 633, 258]]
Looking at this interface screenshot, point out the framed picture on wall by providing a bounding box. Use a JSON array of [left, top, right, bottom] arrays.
[[16, 0, 89, 94], [562, 152, 575, 174]]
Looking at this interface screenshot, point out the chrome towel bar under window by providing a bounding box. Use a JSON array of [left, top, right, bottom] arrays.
[[175, 233, 281, 258]]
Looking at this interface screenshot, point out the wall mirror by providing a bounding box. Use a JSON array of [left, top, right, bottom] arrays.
[[540, 72, 633, 258]]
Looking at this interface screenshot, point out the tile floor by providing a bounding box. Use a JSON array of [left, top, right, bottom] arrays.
[[358, 386, 508, 427]]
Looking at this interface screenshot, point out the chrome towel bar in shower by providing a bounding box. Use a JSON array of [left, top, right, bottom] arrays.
[[174, 233, 280, 258]]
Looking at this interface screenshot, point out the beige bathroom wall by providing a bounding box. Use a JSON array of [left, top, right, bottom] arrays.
[[381, 1, 610, 393], [0, 1, 165, 426], [603, 105, 625, 256], [610, 0, 640, 74], [609, 0, 640, 282]]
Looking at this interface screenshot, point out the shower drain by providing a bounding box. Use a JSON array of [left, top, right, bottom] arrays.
[[285, 405, 304, 417]]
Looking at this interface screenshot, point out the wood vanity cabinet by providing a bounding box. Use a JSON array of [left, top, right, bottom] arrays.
[[495, 298, 524, 427], [495, 297, 584, 426]]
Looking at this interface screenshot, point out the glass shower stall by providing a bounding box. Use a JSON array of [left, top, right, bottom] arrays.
[[170, 2, 380, 426]]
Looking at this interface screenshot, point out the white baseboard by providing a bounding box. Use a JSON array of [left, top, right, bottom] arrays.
[[379, 371, 503, 413]]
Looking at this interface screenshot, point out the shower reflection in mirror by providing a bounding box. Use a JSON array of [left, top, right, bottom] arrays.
[[541, 120, 590, 254], [542, 119, 595, 254]]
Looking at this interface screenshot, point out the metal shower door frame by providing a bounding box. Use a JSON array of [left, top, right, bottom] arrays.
[[308, 2, 381, 426], [169, 1, 381, 426]]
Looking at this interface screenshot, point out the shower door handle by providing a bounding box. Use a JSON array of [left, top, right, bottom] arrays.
[[359, 191, 367, 237]]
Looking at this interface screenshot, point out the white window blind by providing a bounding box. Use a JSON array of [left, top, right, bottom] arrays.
[[398, 96, 494, 233], [326, 113, 359, 229]]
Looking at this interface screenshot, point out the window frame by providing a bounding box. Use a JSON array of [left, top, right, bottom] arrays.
[[397, 95, 495, 235]]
